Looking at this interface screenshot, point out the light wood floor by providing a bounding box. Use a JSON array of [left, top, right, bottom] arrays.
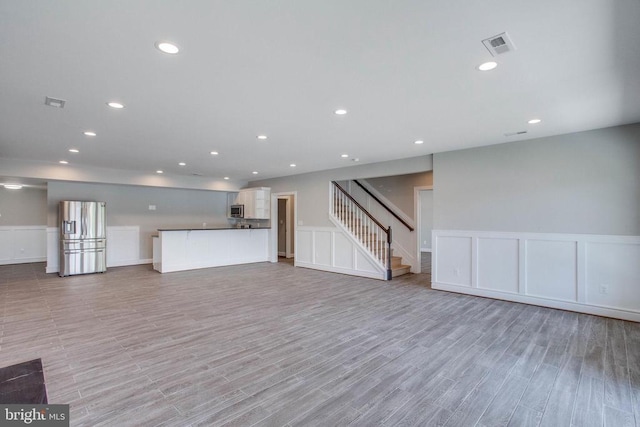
[[1, 257, 638, 427]]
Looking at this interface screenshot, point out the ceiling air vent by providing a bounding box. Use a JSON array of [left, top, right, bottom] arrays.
[[504, 130, 528, 137], [482, 32, 516, 56], [44, 96, 66, 108]]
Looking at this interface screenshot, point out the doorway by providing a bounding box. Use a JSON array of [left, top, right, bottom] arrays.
[[271, 192, 296, 264], [414, 186, 433, 275]]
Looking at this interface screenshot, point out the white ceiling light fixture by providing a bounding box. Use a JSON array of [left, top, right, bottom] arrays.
[[59, 160, 68, 164], [340, 154, 349, 158], [334, 109, 348, 115], [156, 170, 163, 174], [289, 163, 296, 167], [107, 102, 125, 109], [178, 162, 186, 166], [257, 135, 268, 140], [83, 131, 97, 137], [477, 61, 498, 71], [223, 177, 230, 180], [210, 151, 219, 156], [414, 140, 424, 145], [155, 41, 180, 54], [252, 171, 258, 175], [3, 184, 23, 190], [528, 118, 542, 124], [69, 149, 79, 153]]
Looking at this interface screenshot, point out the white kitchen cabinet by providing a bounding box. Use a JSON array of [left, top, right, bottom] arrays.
[[234, 187, 270, 219]]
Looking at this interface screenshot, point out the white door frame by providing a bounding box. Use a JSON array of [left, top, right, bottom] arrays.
[[270, 191, 297, 263], [413, 185, 433, 274]]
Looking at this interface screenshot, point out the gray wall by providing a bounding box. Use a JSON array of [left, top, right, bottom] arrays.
[[364, 171, 433, 219], [433, 123, 640, 235], [419, 190, 433, 250], [250, 155, 433, 227], [47, 181, 231, 259], [0, 187, 47, 225]]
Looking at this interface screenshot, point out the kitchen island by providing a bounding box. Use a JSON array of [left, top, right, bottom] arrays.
[[153, 227, 269, 273]]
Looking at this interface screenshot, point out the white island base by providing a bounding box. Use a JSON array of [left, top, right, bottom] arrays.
[[153, 228, 269, 273]]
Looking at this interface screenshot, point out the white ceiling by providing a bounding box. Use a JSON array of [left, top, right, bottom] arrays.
[[1, 0, 639, 184]]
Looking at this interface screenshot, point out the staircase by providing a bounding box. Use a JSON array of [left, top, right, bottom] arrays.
[[330, 181, 411, 280]]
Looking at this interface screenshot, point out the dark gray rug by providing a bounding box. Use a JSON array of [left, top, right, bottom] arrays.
[[0, 358, 48, 404]]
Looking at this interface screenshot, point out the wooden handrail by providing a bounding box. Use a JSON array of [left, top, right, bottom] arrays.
[[353, 180, 414, 232], [332, 182, 389, 234]]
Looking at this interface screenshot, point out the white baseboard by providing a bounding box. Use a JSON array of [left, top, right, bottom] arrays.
[[0, 257, 46, 266], [295, 261, 385, 280], [432, 282, 640, 323], [108, 258, 152, 267]]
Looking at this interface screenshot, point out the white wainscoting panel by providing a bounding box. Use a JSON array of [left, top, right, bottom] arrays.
[[0, 229, 12, 262], [333, 232, 354, 269], [314, 231, 332, 267], [434, 236, 472, 287], [585, 242, 640, 312], [296, 226, 386, 280], [0, 226, 46, 265], [433, 230, 640, 322], [477, 237, 519, 294], [525, 239, 577, 302], [107, 226, 142, 267], [296, 230, 313, 264]]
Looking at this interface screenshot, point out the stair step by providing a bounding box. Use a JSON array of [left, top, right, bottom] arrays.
[[391, 264, 411, 278]]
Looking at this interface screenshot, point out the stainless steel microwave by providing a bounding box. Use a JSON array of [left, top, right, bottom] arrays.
[[230, 204, 244, 218]]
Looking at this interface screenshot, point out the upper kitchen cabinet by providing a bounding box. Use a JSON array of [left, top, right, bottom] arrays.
[[233, 187, 271, 219]]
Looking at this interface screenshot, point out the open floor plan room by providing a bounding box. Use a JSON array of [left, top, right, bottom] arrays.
[[1, 261, 638, 427]]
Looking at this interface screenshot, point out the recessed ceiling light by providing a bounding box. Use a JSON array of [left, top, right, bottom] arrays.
[[69, 149, 79, 153], [341, 154, 349, 158], [335, 109, 348, 115], [83, 131, 97, 137], [223, 177, 230, 180], [257, 135, 268, 140], [107, 102, 125, 109], [477, 61, 498, 71], [252, 171, 258, 175], [155, 41, 180, 54], [210, 151, 219, 156], [3, 184, 23, 190], [178, 162, 186, 166], [156, 170, 163, 174], [290, 163, 296, 167], [528, 118, 542, 124], [59, 160, 68, 164], [414, 140, 424, 145]]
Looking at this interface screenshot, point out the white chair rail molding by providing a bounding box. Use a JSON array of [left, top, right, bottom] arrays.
[[432, 230, 640, 322]]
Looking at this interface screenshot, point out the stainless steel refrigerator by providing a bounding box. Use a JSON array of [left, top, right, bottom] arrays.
[[59, 201, 107, 277]]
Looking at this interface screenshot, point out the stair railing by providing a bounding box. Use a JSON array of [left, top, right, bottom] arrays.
[[331, 181, 392, 280], [353, 180, 414, 231]]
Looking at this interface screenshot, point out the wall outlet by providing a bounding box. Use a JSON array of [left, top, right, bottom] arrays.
[[599, 284, 609, 295], [149, 205, 156, 211]]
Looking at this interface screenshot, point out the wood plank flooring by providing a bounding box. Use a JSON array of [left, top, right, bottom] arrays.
[[1, 256, 638, 426]]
